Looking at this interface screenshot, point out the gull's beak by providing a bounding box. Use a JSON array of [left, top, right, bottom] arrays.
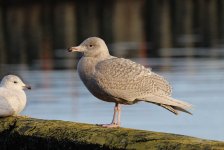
[[67, 46, 82, 52], [23, 85, 31, 90]]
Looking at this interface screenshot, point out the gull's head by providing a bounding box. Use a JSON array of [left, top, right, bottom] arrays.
[[0, 75, 31, 90], [68, 37, 110, 58]]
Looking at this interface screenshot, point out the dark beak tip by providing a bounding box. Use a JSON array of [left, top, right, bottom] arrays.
[[26, 85, 31, 90], [67, 48, 73, 52]]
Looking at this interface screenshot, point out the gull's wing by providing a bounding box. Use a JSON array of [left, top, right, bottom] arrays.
[[0, 88, 18, 116], [94, 58, 172, 101]]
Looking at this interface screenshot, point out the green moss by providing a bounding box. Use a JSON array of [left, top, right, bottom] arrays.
[[0, 117, 223, 150]]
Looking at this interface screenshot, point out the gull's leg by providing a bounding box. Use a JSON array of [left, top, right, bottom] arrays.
[[101, 103, 120, 128], [111, 103, 118, 124], [117, 104, 121, 126]]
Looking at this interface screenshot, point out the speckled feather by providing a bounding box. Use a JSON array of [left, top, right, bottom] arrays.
[[74, 37, 192, 114], [95, 58, 172, 100]]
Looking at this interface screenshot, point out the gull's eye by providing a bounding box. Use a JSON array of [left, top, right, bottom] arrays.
[[89, 44, 93, 48], [14, 81, 18, 84]]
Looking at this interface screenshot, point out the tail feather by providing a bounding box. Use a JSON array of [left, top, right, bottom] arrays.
[[140, 95, 192, 115], [160, 104, 179, 115], [173, 106, 192, 115]]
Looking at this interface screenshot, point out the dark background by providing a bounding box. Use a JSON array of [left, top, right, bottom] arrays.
[[0, 0, 223, 69]]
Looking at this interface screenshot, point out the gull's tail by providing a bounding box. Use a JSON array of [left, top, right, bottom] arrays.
[[140, 95, 192, 115]]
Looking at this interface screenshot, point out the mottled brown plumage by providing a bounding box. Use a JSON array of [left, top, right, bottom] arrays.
[[68, 37, 192, 128]]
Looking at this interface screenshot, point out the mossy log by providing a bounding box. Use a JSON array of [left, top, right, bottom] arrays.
[[0, 117, 223, 150]]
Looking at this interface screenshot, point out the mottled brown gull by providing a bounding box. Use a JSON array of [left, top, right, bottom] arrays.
[[68, 37, 192, 128], [0, 75, 31, 117]]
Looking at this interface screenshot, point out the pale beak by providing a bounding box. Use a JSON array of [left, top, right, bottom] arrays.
[[23, 85, 31, 90], [67, 46, 82, 52]]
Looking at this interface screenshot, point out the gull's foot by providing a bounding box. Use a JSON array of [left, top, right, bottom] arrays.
[[97, 123, 120, 128], [14, 115, 30, 118]]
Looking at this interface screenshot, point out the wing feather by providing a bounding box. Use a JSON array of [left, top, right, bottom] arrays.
[[94, 58, 172, 101]]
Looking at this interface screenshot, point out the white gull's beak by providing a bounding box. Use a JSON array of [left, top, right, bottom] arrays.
[[23, 85, 31, 90]]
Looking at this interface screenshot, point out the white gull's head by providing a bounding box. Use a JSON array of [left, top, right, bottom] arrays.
[[0, 75, 31, 90], [68, 37, 110, 58]]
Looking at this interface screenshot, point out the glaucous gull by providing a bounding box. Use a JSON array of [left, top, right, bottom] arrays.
[[68, 37, 192, 128]]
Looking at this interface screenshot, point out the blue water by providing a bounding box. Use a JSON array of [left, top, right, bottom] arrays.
[[2, 58, 224, 141]]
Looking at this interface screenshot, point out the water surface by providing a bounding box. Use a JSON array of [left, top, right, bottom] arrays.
[[2, 58, 224, 141]]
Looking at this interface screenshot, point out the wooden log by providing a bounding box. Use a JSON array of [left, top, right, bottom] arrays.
[[0, 116, 223, 150]]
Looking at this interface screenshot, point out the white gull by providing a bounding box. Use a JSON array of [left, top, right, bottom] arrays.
[[0, 75, 31, 117]]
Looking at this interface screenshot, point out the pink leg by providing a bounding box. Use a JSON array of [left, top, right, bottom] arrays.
[[101, 103, 121, 128], [111, 104, 118, 124], [117, 104, 121, 126]]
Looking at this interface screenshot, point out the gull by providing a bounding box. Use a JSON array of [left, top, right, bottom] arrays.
[[0, 75, 31, 117], [68, 37, 192, 128]]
